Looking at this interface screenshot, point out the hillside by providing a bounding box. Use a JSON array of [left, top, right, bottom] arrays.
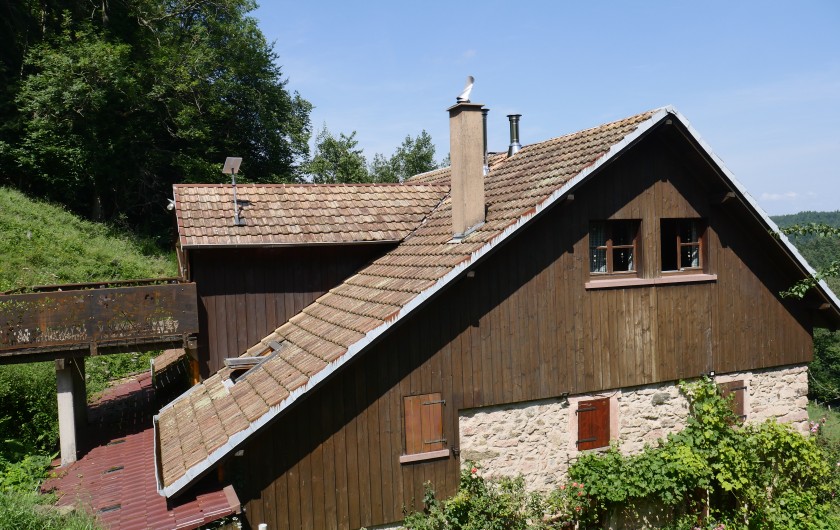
[[0, 187, 177, 292], [772, 210, 840, 295]]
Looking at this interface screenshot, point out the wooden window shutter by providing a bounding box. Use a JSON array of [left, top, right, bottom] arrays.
[[404, 393, 445, 455], [719, 381, 747, 421], [576, 398, 610, 451]]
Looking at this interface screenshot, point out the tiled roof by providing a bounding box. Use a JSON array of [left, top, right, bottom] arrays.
[[156, 108, 661, 496], [173, 183, 449, 248], [45, 364, 238, 529], [406, 153, 506, 185]]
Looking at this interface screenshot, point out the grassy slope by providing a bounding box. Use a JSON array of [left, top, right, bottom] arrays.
[[0, 187, 178, 456], [0, 187, 176, 291]]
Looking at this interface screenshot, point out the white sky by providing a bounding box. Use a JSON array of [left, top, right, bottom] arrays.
[[253, 1, 840, 215]]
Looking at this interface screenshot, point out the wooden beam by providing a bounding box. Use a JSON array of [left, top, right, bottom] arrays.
[[712, 191, 737, 205]]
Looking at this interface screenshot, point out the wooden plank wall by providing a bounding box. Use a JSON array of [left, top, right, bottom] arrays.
[[190, 245, 391, 377], [236, 132, 814, 529]]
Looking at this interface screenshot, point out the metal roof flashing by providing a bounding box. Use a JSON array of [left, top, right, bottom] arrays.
[[156, 105, 840, 498]]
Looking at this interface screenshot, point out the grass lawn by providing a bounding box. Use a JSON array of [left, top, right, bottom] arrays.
[[809, 401, 840, 442]]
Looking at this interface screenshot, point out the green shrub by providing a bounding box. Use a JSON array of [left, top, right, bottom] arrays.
[[0, 363, 59, 453], [0, 453, 53, 493], [811, 328, 840, 403], [85, 350, 159, 399], [402, 464, 593, 530]]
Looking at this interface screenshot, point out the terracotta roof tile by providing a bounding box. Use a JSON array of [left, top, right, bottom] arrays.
[[157, 109, 659, 494], [174, 183, 449, 248]]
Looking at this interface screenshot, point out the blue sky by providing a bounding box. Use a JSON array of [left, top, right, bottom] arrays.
[[253, 1, 839, 215]]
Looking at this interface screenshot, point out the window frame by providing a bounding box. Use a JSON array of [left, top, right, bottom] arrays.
[[660, 218, 706, 274], [400, 392, 450, 464], [589, 220, 641, 276]]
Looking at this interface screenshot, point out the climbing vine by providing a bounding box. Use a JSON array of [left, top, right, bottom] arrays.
[[569, 377, 838, 529]]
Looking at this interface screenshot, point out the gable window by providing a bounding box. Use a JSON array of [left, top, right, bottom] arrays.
[[576, 397, 611, 450], [400, 392, 450, 464], [719, 380, 747, 422], [661, 219, 704, 272], [589, 221, 640, 275]]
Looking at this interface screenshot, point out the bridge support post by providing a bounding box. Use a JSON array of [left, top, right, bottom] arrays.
[[186, 336, 201, 385], [56, 357, 86, 466]]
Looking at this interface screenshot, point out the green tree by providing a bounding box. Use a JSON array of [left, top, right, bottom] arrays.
[[369, 152, 399, 183], [305, 126, 369, 183], [811, 328, 840, 403], [0, 0, 312, 240], [370, 130, 439, 183]]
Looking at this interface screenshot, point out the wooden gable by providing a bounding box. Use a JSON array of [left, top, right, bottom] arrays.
[[229, 122, 821, 530]]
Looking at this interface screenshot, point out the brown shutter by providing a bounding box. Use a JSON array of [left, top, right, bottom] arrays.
[[404, 395, 423, 455], [421, 393, 446, 451], [577, 398, 610, 450], [719, 381, 746, 421], [404, 393, 445, 455]]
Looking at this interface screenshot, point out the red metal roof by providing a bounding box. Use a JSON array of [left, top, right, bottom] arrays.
[[43, 366, 239, 529]]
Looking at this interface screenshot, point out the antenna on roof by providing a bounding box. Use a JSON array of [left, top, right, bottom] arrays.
[[456, 75, 474, 103], [223, 157, 245, 226]]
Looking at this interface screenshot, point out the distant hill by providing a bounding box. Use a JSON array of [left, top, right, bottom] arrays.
[[771, 211, 840, 294], [772, 211, 840, 229], [0, 187, 177, 292]]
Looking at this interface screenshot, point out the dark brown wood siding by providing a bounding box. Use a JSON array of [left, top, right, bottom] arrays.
[[189, 245, 391, 377], [234, 129, 814, 529]]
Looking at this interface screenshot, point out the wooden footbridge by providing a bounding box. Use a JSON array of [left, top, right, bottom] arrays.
[[0, 279, 199, 465]]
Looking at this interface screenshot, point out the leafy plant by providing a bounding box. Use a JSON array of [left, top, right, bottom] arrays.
[[402, 464, 593, 530], [0, 454, 53, 493], [0, 363, 59, 454], [85, 351, 159, 399], [569, 377, 840, 529]]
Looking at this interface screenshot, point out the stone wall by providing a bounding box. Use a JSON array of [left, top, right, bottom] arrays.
[[724, 364, 810, 433], [458, 364, 809, 490]]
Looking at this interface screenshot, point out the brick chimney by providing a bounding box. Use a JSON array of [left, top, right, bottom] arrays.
[[448, 101, 487, 239]]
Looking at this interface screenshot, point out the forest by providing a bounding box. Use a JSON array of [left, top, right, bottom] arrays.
[[0, 0, 441, 247]]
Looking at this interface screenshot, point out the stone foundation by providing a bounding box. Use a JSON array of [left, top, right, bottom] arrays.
[[458, 364, 809, 490]]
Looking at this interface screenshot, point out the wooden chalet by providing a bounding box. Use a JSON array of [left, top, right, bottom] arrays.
[[156, 103, 840, 530]]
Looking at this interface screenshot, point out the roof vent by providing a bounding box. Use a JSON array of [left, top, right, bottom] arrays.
[[507, 114, 522, 157]]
